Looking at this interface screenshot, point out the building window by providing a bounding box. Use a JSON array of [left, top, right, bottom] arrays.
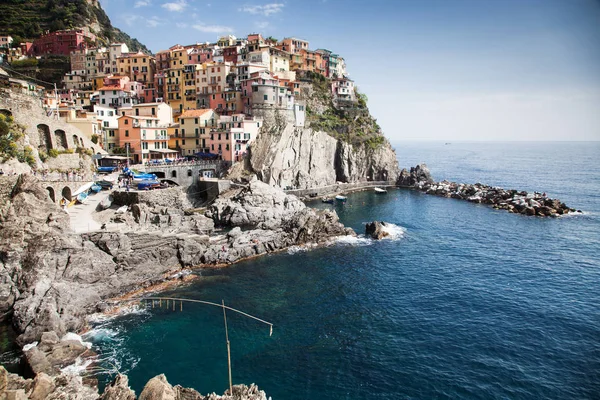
[[182, 139, 186, 145], [125, 130, 129, 137], [181, 129, 185, 136], [264, 95, 268, 101], [125, 119, 129, 125], [109, 131, 115, 137]]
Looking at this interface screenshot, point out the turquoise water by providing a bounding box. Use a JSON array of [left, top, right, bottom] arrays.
[[88, 142, 600, 399]]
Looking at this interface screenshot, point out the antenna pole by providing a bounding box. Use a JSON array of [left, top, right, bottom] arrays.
[[222, 300, 233, 395]]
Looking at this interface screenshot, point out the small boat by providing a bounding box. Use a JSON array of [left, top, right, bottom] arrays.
[[96, 180, 114, 190], [97, 166, 117, 173], [374, 187, 387, 194], [97, 195, 113, 210], [137, 180, 162, 190], [335, 195, 347, 202], [90, 184, 102, 193], [322, 197, 334, 204], [76, 192, 88, 204]]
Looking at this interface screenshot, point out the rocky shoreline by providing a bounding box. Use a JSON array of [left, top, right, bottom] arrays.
[[397, 164, 580, 217], [0, 174, 355, 398]]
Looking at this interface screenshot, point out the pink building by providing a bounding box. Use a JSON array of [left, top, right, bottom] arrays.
[[29, 29, 96, 56], [207, 114, 261, 162]]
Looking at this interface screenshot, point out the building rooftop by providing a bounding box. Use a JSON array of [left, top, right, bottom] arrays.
[[179, 109, 214, 118], [98, 85, 122, 91]]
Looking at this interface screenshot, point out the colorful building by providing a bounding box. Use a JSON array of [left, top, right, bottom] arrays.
[[117, 115, 171, 163], [30, 29, 96, 56], [174, 108, 218, 156], [117, 51, 156, 89], [207, 114, 261, 162]]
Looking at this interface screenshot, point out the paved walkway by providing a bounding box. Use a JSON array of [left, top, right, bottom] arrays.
[[67, 173, 118, 233]]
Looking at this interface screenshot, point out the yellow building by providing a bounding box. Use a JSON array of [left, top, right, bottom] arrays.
[[174, 109, 217, 156], [117, 51, 156, 89], [182, 64, 199, 111]]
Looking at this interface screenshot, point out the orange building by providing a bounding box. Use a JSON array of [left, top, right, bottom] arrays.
[[117, 115, 171, 164]]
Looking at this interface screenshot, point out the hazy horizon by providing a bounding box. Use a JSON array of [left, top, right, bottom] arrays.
[[100, 0, 600, 142]]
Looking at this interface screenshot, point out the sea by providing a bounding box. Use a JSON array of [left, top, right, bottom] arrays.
[[84, 141, 600, 399]]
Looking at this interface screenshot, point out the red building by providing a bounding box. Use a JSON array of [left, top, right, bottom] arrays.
[[29, 29, 96, 56], [223, 46, 238, 63]]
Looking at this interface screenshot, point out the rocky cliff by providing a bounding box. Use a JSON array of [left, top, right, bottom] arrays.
[[237, 77, 400, 190], [0, 175, 352, 345]]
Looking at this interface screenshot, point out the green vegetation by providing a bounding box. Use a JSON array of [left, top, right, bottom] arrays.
[[0, 114, 38, 165], [76, 146, 93, 156], [48, 148, 59, 158], [0, 0, 150, 54], [302, 73, 386, 150], [90, 134, 99, 144]]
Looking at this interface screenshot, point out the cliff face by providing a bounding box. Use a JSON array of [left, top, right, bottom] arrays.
[[244, 83, 400, 190]]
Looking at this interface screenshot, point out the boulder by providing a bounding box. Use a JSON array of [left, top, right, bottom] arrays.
[[139, 374, 176, 400], [100, 374, 136, 400], [365, 221, 390, 240]]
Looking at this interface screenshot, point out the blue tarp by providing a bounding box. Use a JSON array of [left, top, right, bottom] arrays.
[[195, 152, 219, 160]]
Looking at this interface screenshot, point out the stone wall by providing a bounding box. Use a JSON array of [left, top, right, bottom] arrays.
[[0, 89, 106, 170]]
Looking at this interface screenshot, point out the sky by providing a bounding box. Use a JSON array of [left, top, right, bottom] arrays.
[[98, 0, 600, 141]]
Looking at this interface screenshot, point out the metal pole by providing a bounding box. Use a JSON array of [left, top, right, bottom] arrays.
[[126, 143, 130, 167], [222, 300, 233, 395]]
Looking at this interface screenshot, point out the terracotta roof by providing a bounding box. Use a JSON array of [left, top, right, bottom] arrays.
[[98, 85, 122, 91], [179, 109, 214, 118]]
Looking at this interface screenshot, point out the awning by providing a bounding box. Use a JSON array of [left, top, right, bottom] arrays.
[[149, 149, 179, 154]]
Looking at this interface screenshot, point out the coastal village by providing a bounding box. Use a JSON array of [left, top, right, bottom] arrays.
[[0, 29, 356, 165]]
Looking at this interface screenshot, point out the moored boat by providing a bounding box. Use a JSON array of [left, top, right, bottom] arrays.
[[96, 180, 114, 190], [374, 187, 387, 194], [76, 192, 88, 204], [137, 180, 162, 190], [97, 166, 117, 173], [98, 195, 113, 210], [335, 195, 347, 202], [90, 184, 102, 193], [322, 197, 334, 204]]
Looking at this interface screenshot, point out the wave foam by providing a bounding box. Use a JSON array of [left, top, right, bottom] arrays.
[[87, 303, 150, 324], [287, 243, 318, 254], [379, 223, 407, 240], [330, 223, 407, 247], [331, 235, 374, 247], [60, 356, 94, 376], [62, 332, 92, 349]]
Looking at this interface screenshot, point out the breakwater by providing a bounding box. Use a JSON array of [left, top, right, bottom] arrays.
[[398, 164, 580, 217]]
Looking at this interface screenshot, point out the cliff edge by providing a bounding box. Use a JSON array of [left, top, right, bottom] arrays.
[[235, 73, 399, 189]]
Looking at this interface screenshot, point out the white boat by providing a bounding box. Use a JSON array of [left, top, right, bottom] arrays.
[[374, 187, 387, 194], [71, 182, 94, 199], [335, 195, 347, 202]]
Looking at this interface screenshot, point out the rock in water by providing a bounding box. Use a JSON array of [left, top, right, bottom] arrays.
[[365, 221, 390, 240]]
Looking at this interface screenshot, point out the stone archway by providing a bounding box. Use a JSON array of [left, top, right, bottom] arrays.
[[91, 147, 95, 154], [80, 137, 84, 147], [187, 169, 192, 177], [72, 134, 79, 148], [38, 124, 52, 152], [171, 170, 177, 178], [54, 130, 68, 149], [46, 186, 56, 203], [61, 186, 72, 201]]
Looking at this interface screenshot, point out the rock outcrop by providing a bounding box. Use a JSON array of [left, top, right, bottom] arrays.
[[244, 107, 399, 190], [0, 365, 266, 400], [0, 175, 354, 346], [365, 221, 390, 240], [397, 163, 579, 217]]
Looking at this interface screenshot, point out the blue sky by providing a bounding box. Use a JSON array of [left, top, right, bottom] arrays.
[[99, 0, 600, 141]]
